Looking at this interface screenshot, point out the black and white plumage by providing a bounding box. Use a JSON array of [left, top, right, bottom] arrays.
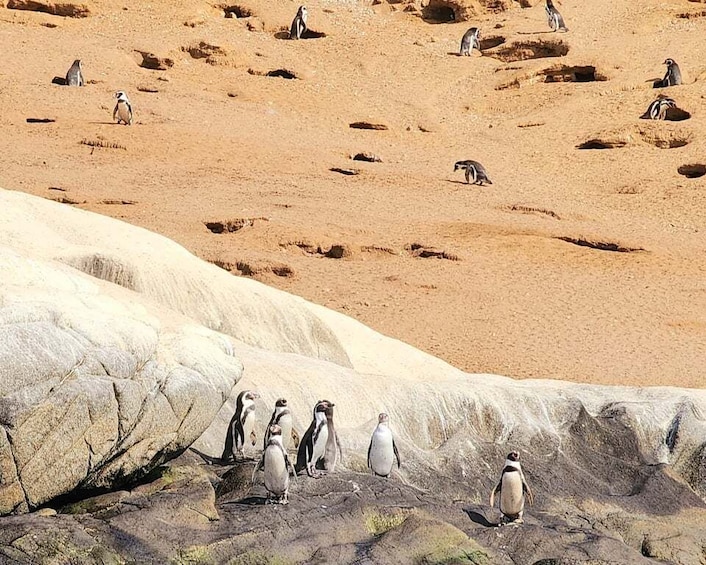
[[295, 400, 329, 477], [545, 0, 568, 32], [367, 413, 401, 478], [290, 6, 308, 40], [641, 97, 677, 120], [321, 401, 343, 472], [66, 59, 84, 87], [113, 91, 133, 126], [660, 58, 682, 87], [459, 27, 481, 57], [454, 160, 493, 185], [221, 390, 260, 463], [489, 451, 534, 524], [264, 398, 297, 451], [252, 424, 297, 504]]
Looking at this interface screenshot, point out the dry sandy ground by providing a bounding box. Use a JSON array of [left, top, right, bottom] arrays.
[[1, 0, 705, 388]]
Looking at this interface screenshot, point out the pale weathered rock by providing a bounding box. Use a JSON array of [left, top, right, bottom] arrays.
[[6, 0, 90, 17]]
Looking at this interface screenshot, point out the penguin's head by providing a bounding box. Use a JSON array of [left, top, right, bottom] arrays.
[[268, 424, 282, 437], [299, 6, 307, 15], [507, 451, 520, 462], [115, 90, 128, 102], [244, 391, 260, 401], [315, 403, 328, 414], [664, 58, 675, 67], [378, 413, 390, 424], [73, 59, 82, 67], [454, 162, 463, 171], [275, 398, 288, 407]]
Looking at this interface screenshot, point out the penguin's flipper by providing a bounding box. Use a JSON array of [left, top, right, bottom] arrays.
[[523, 481, 534, 506], [392, 439, 401, 469], [221, 414, 239, 462], [112, 104, 119, 123], [291, 428, 300, 449], [367, 438, 373, 470], [250, 430, 257, 446], [489, 481, 501, 507], [285, 453, 297, 479]]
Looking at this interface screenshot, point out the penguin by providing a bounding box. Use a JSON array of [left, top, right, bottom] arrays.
[[221, 390, 260, 463], [264, 398, 296, 451], [459, 27, 481, 57], [65, 59, 84, 87], [660, 59, 682, 87], [454, 160, 492, 185], [545, 0, 568, 32], [295, 400, 329, 477], [641, 97, 676, 120], [290, 6, 308, 40], [367, 413, 401, 478], [113, 91, 133, 125], [489, 451, 534, 524], [252, 424, 297, 504], [321, 401, 343, 472]]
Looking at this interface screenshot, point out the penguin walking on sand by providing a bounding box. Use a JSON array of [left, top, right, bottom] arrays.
[[489, 451, 534, 525], [545, 0, 568, 32], [295, 400, 329, 477], [459, 27, 481, 57], [290, 6, 308, 40], [264, 398, 298, 451], [252, 424, 297, 504], [321, 402, 343, 472], [641, 97, 676, 120], [113, 91, 133, 125], [221, 390, 260, 463], [367, 413, 401, 478], [454, 160, 492, 185], [659, 59, 682, 87], [66, 59, 84, 86]]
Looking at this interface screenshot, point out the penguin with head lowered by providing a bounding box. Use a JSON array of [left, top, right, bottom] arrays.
[[454, 160, 492, 185], [295, 400, 329, 477], [221, 390, 260, 463], [545, 0, 568, 32], [252, 424, 297, 504], [459, 27, 480, 57], [489, 451, 534, 524], [66, 59, 84, 86], [367, 413, 401, 478], [264, 398, 299, 451]]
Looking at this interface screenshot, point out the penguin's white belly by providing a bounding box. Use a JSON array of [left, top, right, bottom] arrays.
[[117, 102, 131, 123], [311, 426, 328, 464], [264, 446, 289, 495], [500, 474, 524, 516], [278, 414, 293, 451], [369, 429, 394, 476], [240, 412, 256, 451]]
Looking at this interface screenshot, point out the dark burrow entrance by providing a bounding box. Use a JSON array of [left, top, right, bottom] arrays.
[[422, 4, 455, 22], [222, 5, 253, 18], [544, 65, 607, 83]]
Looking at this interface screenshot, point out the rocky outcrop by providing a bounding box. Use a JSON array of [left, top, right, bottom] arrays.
[[5, 0, 90, 17]]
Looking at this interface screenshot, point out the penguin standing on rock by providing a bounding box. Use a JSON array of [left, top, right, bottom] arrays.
[[113, 91, 133, 125], [221, 390, 260, 463], [252, 424, 297, 504], [295, 400, 329, 477], [659, 59, 682, 87], [459, 27, 481, 57], [545, 0, 568, 32], [66, 59, 84, 86], [367, 413, 401, 478], [264, 398, 297, 451], [321, 402, 343, 472], [290, 6, 308, 40], [454, 160, 492, 185], [489, 451, 534, 525]]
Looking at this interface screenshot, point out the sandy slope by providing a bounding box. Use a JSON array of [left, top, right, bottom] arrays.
[[1, 0, 705, 387]]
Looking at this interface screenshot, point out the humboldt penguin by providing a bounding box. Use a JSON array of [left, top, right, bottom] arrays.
[[641, 97, 676, 120], [545, 0, 568, 32], [295, 400, 329, 477], [454, 160, 492, 185], [321, 401, 343, 472], [660, 58, 682, 87], [252, 424, 296, 504], [221, 390, 260, 463], [65, 59, 84, 86], [367, 413, 401, 478], [113, 91, 133, 125], [459, 27, 480, 57], [290, 6, 308, 40], [264, 398, 296, 451], [489, 451, 534, 524]]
